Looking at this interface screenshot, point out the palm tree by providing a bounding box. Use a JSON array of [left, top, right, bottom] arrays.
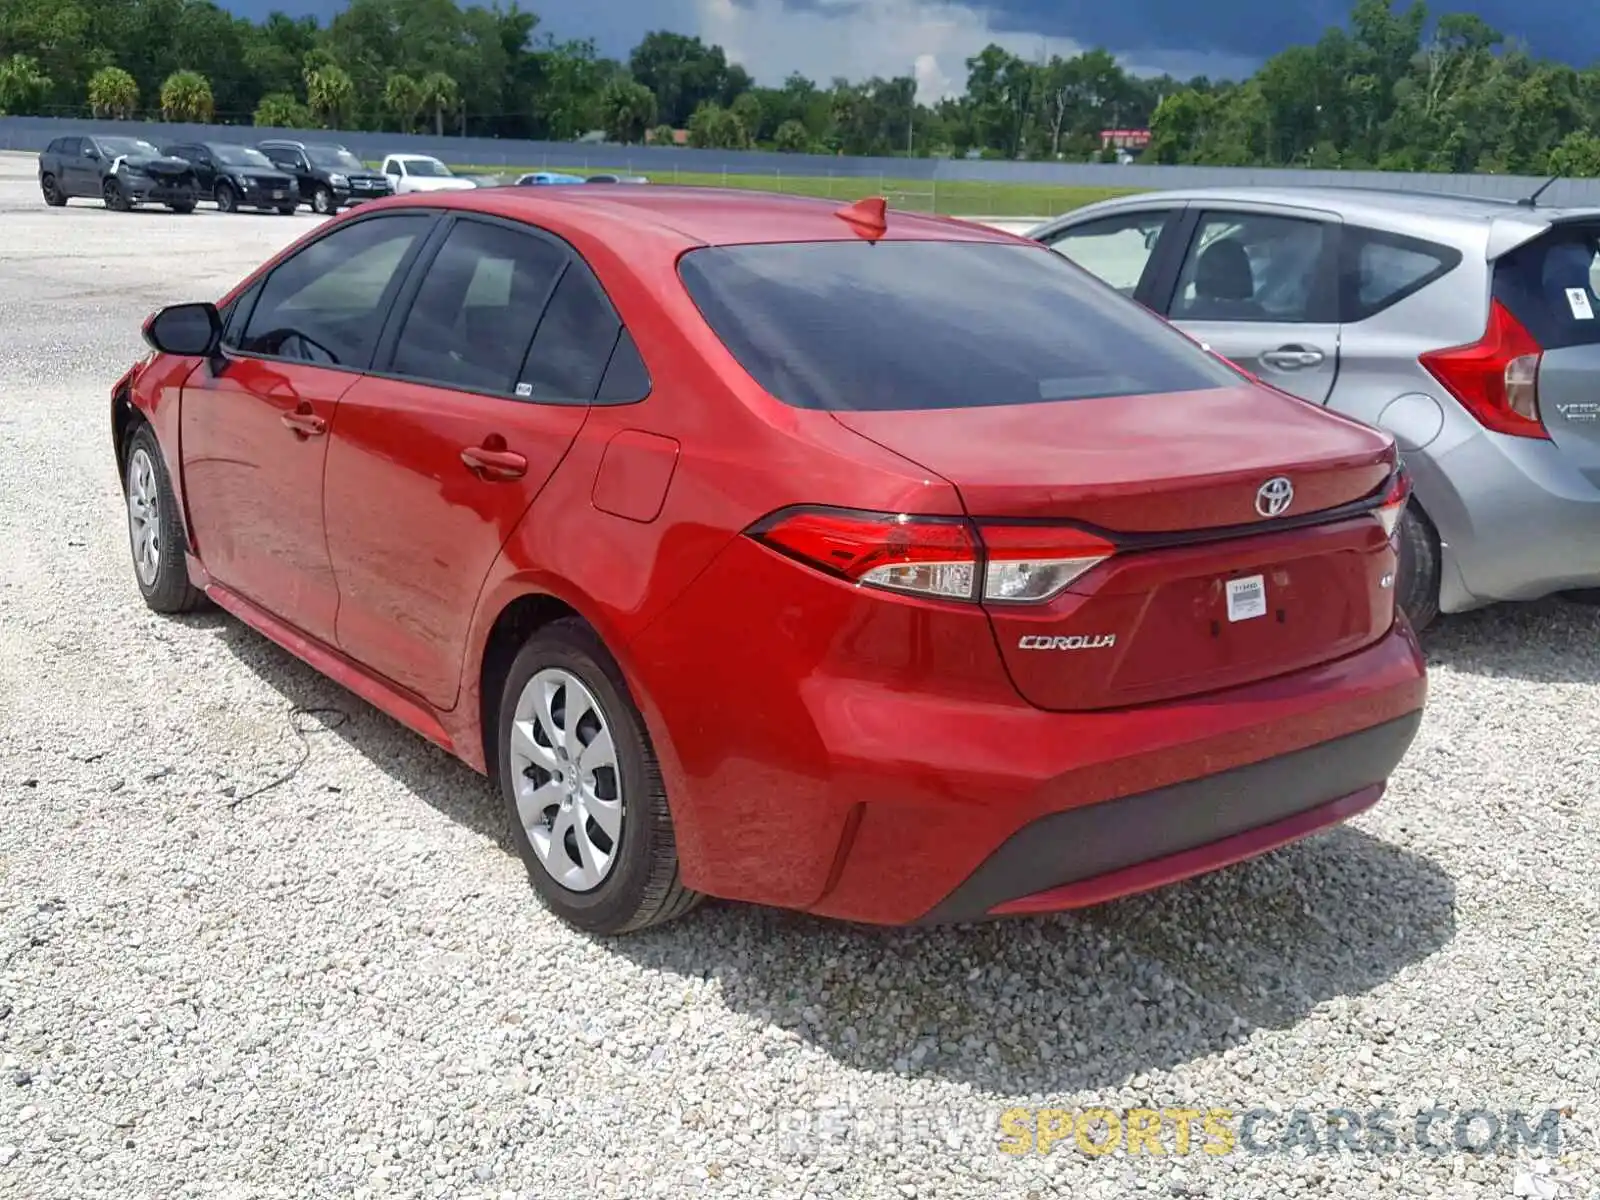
[[419, 72, 459, 138]]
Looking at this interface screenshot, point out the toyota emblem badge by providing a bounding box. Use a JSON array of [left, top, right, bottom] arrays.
[[1255, 476, 1294, 518]]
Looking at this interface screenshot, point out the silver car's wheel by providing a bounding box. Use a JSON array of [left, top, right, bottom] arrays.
[[509, 667, 624, 893], [127, 446, 161, 587]]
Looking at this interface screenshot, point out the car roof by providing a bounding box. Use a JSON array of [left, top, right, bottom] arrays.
[[392, 186, 1019, 249], [390, 152, 442, 161]]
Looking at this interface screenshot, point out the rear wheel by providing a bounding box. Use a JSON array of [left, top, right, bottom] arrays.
[[215, 182, 238, 213], [496, 619, 702, 935], [40, 174, 65, 207], [102, 178, 131, 212], [166, 197, 196, 214], [123, 423, 206, 614], [1395, 502, 1440, 633]]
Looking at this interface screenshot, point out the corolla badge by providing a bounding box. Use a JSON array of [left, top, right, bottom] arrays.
[[1254, 476, 1294, 518], [1017, 634, 1116, 651]]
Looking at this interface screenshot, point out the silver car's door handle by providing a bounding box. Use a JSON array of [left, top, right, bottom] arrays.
[[1260, 345, 1326, 370]]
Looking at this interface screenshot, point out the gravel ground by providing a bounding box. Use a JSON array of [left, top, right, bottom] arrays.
[[0, 150, 1597, 1200]]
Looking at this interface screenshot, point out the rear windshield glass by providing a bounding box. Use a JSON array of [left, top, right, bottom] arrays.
[[677, 240, 1241, 411], [1494, 225, 1600, 349]]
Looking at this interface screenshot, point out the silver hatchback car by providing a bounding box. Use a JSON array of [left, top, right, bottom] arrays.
[[1028, 186, 1600, 630]]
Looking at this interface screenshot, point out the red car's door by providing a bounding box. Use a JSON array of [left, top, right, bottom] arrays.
[[323, 215, 629, 710], [180, 211, 436, 641]]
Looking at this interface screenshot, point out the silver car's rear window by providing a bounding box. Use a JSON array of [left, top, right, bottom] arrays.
[[677, 239, 1242, 412], [1494, 225, 1600, 349]]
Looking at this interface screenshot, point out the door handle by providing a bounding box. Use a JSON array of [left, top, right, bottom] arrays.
[[1260, 345, 1325, 370], [280, 403, 326, 438], [461, 443, 528, 481]]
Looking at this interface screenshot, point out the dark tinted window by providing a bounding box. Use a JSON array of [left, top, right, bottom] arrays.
[[390, 219, 565, 395], [1341, 227, 1460, 322], [221, 280, 261, 348], [1493, 225, 1600, 349], [595, 328, 650, 403], [45, 138, 64, 154], [519, 263, 621, 401], [239, 214, 430, 367], [677, 240, 1238, 412]]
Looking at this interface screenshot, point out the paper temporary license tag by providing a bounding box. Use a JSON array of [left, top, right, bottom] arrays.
[[1567, 287, 1594, 320], [1226, 574, 1267, 622]]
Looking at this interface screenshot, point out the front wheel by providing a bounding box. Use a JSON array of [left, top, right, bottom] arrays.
[[497, 619, 702, 935], [310, 185, 335, 215], [123, 423, 206, 614], [1395, 502, 1440, 633], [215, 182, 238, 213], [102, 178, 131, 212]]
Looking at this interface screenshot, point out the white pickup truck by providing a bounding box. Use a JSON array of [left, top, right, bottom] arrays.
[[379, 153, 477, 194]]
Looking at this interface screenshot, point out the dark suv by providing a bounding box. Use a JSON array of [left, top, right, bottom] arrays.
[[38, 134, 199, 212], [256, 140, 392, 214], [161, 141, 299, 215]]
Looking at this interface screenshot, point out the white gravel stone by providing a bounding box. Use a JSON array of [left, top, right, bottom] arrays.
[[0, 149, 1597, 1198]]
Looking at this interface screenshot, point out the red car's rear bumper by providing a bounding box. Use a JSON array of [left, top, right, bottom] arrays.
[[627, 541, 1428, 927]]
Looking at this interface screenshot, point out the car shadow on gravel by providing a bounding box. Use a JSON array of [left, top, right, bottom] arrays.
[[196, 612, 1457, 1095], [1422, 597, 1600, 683], [611, 827, 1457, 1096], [204, 618, 509, 848]]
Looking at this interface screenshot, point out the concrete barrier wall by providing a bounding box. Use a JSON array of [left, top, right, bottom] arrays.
[[5, 114, 1600, 205]]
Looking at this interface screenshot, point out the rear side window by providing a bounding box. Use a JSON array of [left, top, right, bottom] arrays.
[[1341, 227, 1460, 322], [390, 219, 566, 396], [1493, 226, 1600, 349], [677, 240, 1238, 412], [519, 263, 621, 401]]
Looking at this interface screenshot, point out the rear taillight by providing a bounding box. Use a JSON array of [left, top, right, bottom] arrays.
[[1419, 300, 1549, 439], [1374, 468, 1411, 539], [748, 507, 1114, 604]]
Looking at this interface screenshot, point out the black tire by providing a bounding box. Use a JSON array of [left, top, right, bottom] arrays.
[[40, 174, 66, 207], [496, 618, 702, 935], [123, 423, 207, 615], [215, 182, 238, 213], [310, 185, 336, 215], [276, 204, 297, 216], [166, 198, 196, 214], [1395, 501, 1440, 633], [102, 178, 131, 212]]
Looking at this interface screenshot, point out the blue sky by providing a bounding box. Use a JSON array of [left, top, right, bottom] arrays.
[[218, 0, 1587, 102]]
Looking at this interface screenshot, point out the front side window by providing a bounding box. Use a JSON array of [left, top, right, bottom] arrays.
[[1172, 213, 1332, 323], [237, 214, 431, 367], [677, 239, 1239, 412], [1043, 210, 1174, 296], [390, 219, 566, 394]]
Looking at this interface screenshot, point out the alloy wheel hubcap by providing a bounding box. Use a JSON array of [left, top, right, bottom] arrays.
[[509, 668, 623, 893], [127, 448, 160, 586]]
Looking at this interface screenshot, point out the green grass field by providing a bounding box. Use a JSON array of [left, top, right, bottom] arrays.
[[393, 160, 1143, 218]]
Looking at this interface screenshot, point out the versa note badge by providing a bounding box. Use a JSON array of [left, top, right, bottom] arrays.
[[1254, 476, 1294, 518], [1018, 634, 1116, 651]]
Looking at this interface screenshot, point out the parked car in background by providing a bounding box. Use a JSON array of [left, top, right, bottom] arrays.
[[584, 173, 649, 185], [514, 171, 586, 186], [380, 153, 478, 194], [38, 134, 198, 212], [112, 188, 1425, 936], [1029, 186, 1600, 630], [257, 140, 392, 214], [161, 141, 299, 214]]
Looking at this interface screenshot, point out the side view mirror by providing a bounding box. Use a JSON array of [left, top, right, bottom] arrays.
[[143, 302, 222, 357], [83, 147, 99, 159]]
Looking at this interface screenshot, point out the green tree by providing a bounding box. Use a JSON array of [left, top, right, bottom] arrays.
[[649, 123, 678, 146], [601, 77, 657, 143], [87, 65, 138, 119], [383, 71, 424, 132], [0, 54, 52, 117], [628, 31, 737, 127], [419, 70, 459, 136], [159, 70, 214, 123], [253, 91, 311, 128], [687, 102, 749, 149], [1549, 130, 1600, 177], [773, 118, 810, 152], [305, 64, 354, 128]]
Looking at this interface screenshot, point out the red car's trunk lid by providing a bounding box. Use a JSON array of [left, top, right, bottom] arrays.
[[830, 385, 1395, 531], [832, 385, 1402, 710]]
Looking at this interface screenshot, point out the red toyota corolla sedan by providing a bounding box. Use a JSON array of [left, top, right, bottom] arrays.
[[113, 186, 1427, 935]]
